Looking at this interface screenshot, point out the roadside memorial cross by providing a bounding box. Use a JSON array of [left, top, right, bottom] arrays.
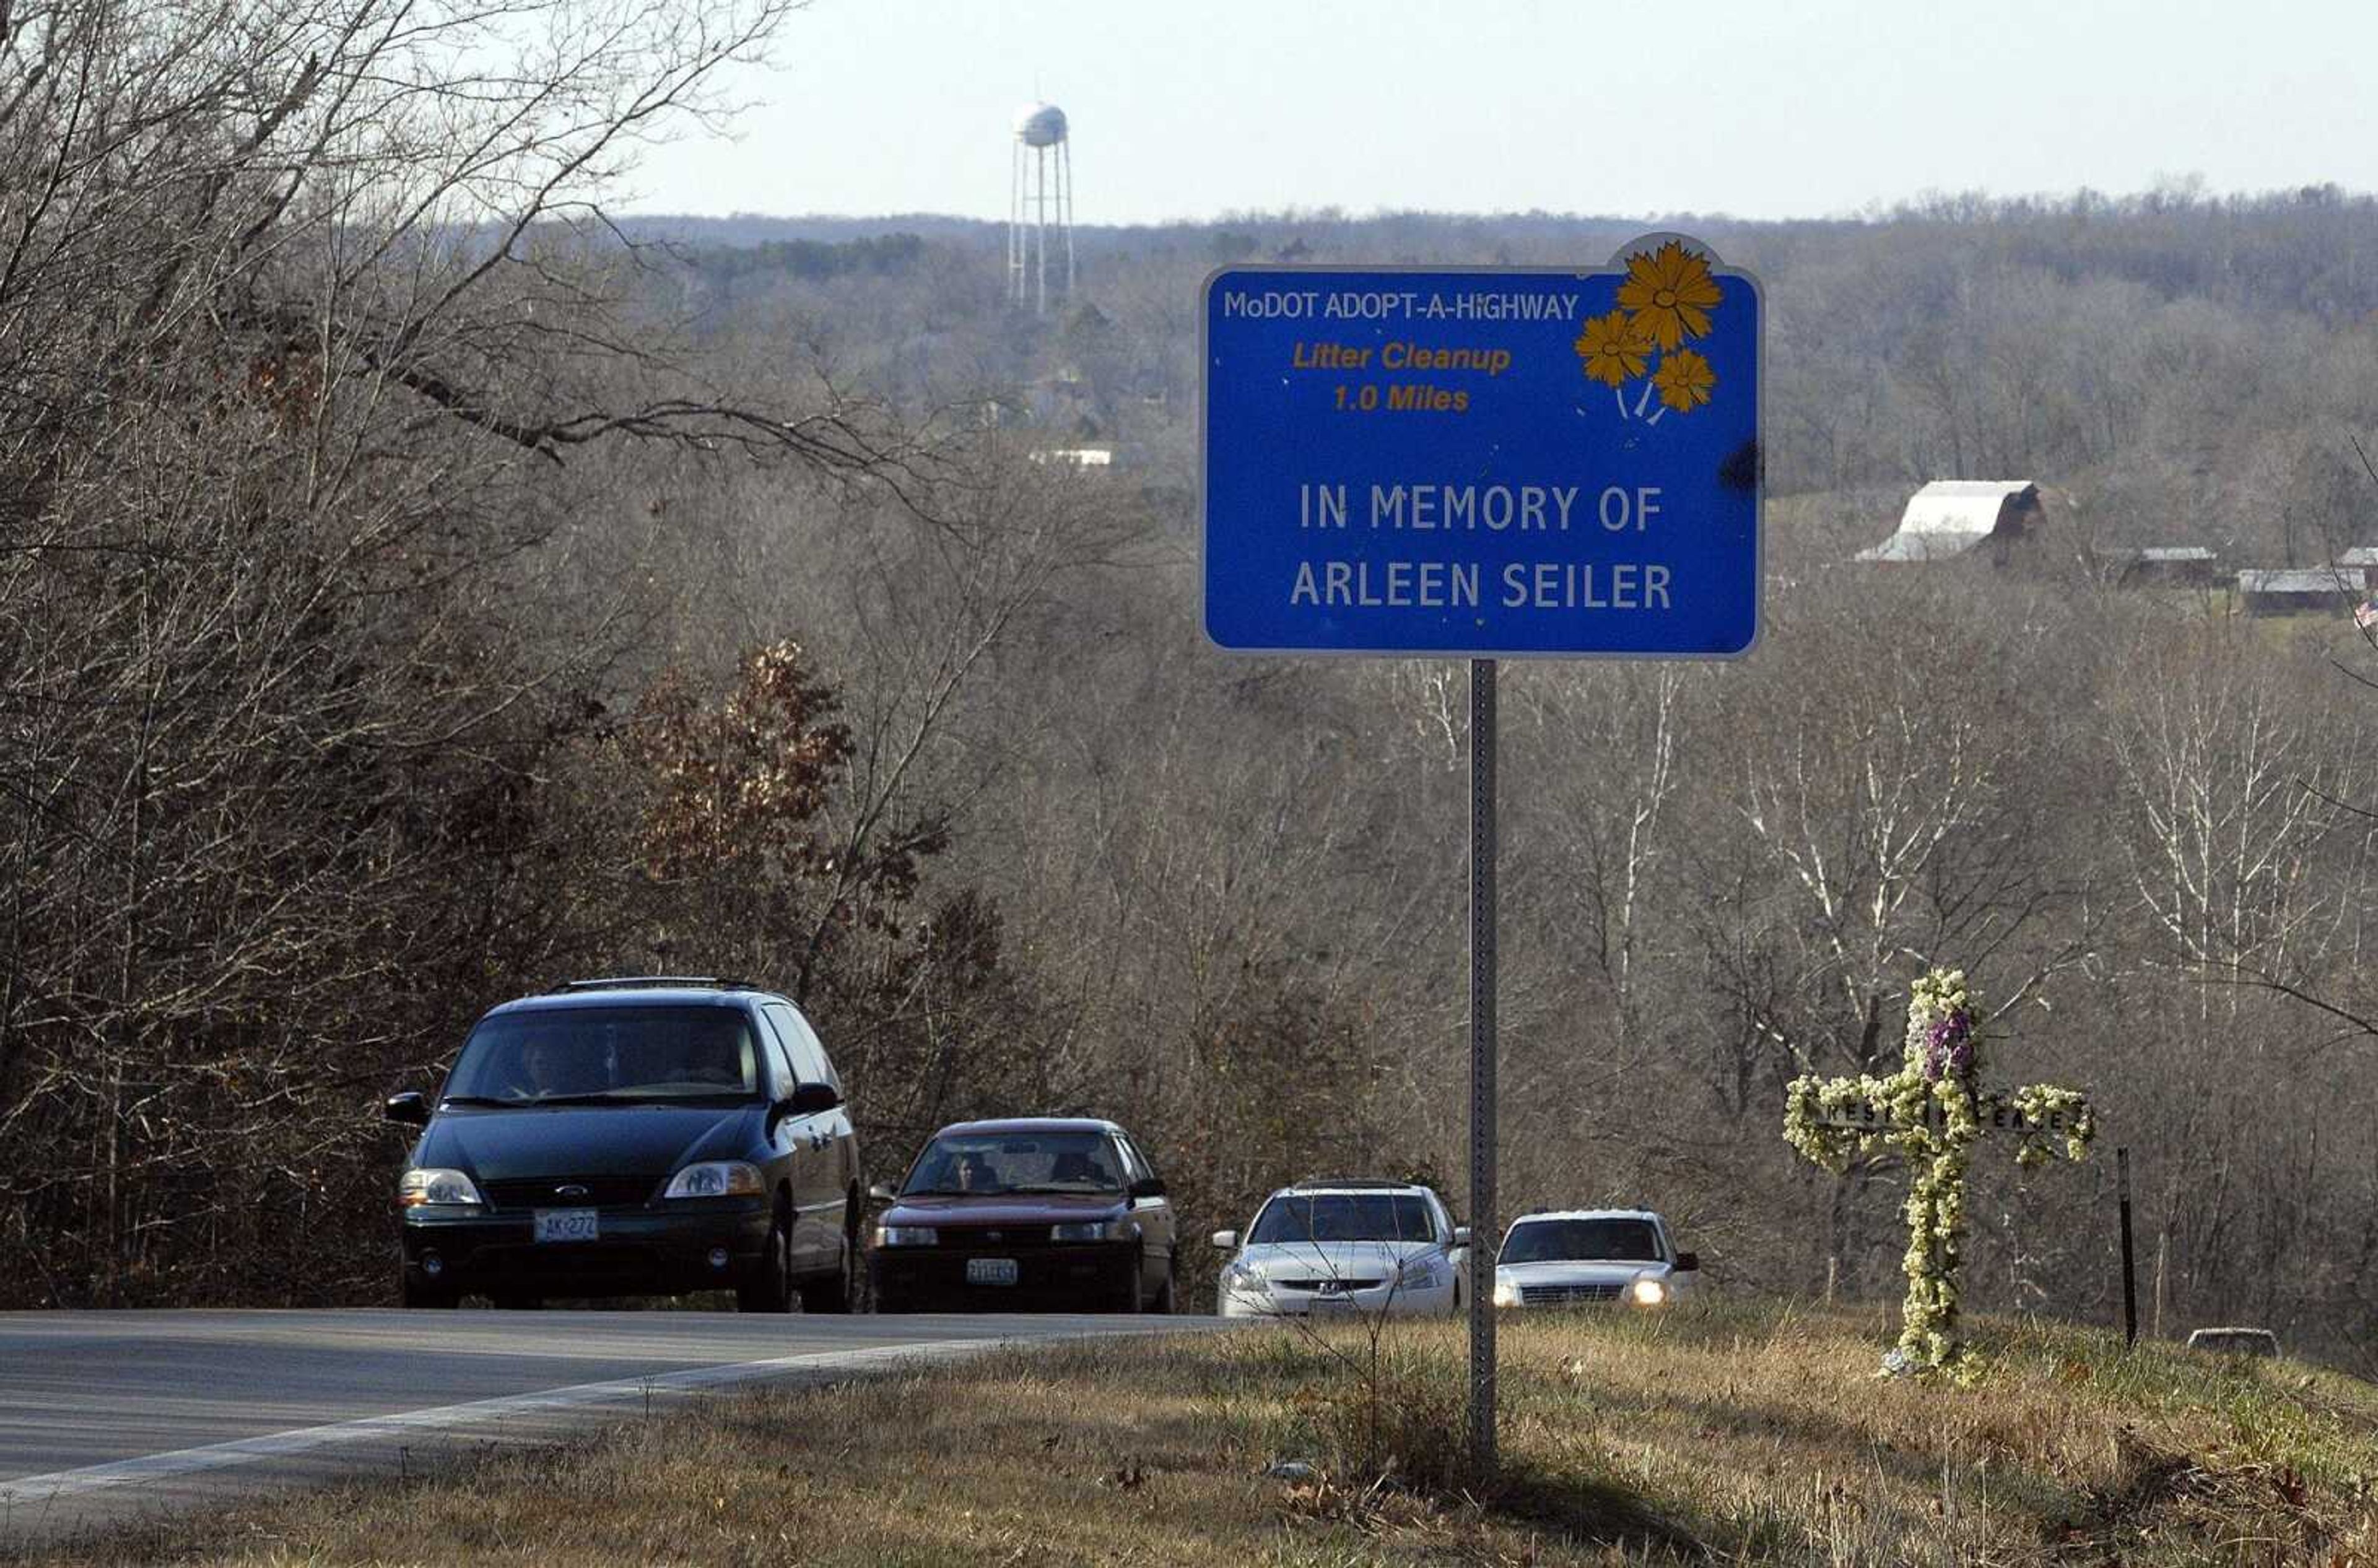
[[1783, 968, 2094, 1374]]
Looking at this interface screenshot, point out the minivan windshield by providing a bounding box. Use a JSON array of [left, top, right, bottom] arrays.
[[1248, 1194, 1437, 1245], [445, 1007, 762, 1104], [1498, 1218, 1662, 1264], [900, 1131, 1122, 1196]]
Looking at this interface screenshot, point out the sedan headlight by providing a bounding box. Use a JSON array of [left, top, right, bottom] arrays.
[[1050, 1216, 1138, 1243], [1630, 1275, 1668, 1306], [398, 1168, 483, 1208], [663, 1161, 764, 1200], [874, 1225, 938, 1247], [1492, 1278, 1520, 1307]]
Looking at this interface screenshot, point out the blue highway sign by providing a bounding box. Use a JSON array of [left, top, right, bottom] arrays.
[[1201, 240, 1761, 657]]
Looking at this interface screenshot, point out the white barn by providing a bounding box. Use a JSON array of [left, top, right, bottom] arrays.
[[1855, 481, 2042, 564]]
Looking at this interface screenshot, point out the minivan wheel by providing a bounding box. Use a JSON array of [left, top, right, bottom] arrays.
[[738, 1205, 794, 1313]]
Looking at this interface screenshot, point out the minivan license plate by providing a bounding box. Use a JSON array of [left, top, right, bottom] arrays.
[[965, 1257, 1018, 1286], [533, 1208, 598, 1243]]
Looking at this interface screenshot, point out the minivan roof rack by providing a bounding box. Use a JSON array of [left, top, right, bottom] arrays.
[[559, 975, 756, 992]]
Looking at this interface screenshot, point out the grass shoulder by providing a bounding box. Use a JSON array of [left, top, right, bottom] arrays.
[[19, 1302, 2378, 1566]]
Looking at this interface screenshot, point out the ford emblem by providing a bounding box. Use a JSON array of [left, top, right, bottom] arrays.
[[555, 1183, 590, 1200]]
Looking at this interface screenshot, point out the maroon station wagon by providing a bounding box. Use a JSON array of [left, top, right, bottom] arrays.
[[868, 1118, 1179, 1313]]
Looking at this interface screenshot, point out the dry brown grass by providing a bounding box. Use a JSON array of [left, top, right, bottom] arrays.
[[17, 1302, 2378, 1566]]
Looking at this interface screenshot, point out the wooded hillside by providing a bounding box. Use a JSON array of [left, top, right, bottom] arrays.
[[4, 0, 2376, 1361]]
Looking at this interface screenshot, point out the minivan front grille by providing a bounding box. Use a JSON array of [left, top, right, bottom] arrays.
[[481, 1175, 659, 1211]]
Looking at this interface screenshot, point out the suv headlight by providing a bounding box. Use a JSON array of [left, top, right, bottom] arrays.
[[398, 1168, 483, 1208], [663, 1161, 764, 1200], [874, 1225, 938, 1247], [1631, 1275, 1668, 1306], [1051, 1216, 1138, 1243]]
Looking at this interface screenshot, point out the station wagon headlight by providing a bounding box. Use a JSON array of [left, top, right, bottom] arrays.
[[1631, 1275, 1668, 1306], [663, 1161, 764, 1200], [1051, 1216, 1138, 1243], [874, 1225, 938, 1247], [398, 1168, 483, 1208]]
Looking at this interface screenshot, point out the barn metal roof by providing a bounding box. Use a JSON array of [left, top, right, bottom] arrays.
[[2239, 568, 2356, 595], [1854, 480, 2038, 562]]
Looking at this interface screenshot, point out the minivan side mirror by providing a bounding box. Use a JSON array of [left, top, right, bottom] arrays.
[[1674, 1250, 1700, 1273], [781, 1082, 842, 1117], [1210, 1230, 1239, 1250], [868, 1182, 899, 1203], [1452, 1226, 1472, 1248], [383, 1091, 429, 1127], [1128, 1176, 1165, 1201]]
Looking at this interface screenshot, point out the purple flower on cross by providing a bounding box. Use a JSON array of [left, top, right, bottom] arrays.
[[1924, 1009, 1974, 1081]]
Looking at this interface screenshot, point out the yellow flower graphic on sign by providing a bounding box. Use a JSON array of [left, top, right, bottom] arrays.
[[1572, 310, 1652, 388], [1654, 348, 1717, 412], [1616, 240, 1722, 351], [1577, 237, 1727, 422]]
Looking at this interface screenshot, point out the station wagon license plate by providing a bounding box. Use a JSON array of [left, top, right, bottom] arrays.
[[533, 1208, 598, 1243], [965, 1257, 1018, 1287]]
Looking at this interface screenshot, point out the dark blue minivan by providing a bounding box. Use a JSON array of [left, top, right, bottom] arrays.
[[384, 978, 861, 1312]]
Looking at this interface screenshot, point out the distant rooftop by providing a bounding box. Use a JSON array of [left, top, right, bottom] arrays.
[[2338, 546, 2378, 567], [2138, 546, 2216, 563]]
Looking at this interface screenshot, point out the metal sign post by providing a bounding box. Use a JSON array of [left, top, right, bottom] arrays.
[[1468, 656, 1497, 1473], [1199, 240, 1762, 1478], [2118, 1146, 2138, 1346]]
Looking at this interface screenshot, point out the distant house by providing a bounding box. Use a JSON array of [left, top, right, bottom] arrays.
[[1855, 481, 2042, 565], [2237, 567, 2358, 616], [2335, 546, 2378, 591], [1028, 442, 1138, 472], [2123, 546, 2221, 588]]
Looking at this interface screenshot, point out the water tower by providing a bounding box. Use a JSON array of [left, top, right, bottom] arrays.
[[1008, 102, 1074, 315]]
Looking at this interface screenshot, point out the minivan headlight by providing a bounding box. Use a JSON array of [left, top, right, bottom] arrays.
[[1393, 1255, 1445, 1290], [664, 1161, 764, 1200], [398, 1168, 483, 1208]]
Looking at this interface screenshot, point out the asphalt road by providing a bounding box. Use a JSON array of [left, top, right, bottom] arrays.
[[0, 1309, 1216, 1543]]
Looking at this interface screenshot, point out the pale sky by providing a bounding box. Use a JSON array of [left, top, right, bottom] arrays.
[[617, 0, 2378, 225]]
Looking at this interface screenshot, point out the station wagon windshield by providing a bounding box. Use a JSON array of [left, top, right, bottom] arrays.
[[1248, 1194, 1435, 1244], [900, 1132, 1121, 1195], [444, 1008, 762, 1104], [1499, 1218, 1661, 1263]]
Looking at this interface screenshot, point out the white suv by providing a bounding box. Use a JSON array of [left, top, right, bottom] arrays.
[[1491, 1209, 1697, 1309], [1213, 1180, 1469, 1318]]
